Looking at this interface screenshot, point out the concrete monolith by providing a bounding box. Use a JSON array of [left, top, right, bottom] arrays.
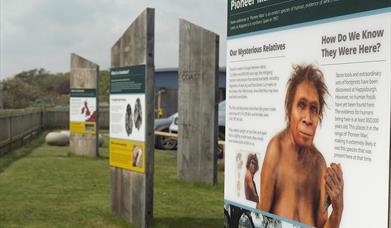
[[177, 19, 219, 185], [109, 8, 155, 228], [69, 53, 99, 157]]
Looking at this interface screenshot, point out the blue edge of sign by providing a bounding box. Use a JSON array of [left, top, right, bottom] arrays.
[[224, 199, 314, 228]]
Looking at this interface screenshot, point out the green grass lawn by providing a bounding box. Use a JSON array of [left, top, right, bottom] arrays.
[[0, 132, 224, 228]]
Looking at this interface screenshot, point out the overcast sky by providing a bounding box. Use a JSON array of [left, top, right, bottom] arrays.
[[0, 0, 227, 79]]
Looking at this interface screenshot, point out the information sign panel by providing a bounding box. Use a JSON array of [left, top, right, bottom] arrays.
[[110, 65, 146, 173], [70, 88, 97, 134], [225, 1, 390, 227]]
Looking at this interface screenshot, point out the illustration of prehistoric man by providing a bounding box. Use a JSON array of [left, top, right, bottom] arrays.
[[256, 65, 344, 228], [244, 153, 259, 202]]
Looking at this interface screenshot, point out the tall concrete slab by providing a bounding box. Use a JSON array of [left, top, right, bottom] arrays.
[[177, 19, 219, 185], [69, 53, 99, 157], [110, 8, 154, 228]]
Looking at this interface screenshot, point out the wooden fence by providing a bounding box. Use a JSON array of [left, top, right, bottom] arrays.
[[0, 108, 110, 155], [0, 109, 44, 155], [0, 108, 224, 156], [43, 108, 109, 129]]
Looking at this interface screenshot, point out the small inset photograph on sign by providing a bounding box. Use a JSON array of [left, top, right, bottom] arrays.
[[125, 104, 133, 135], [244, 153, 259, 203], [85, 123, 95, 132], [132, 145, 143, 168], [235, 150, 260, 204], [134, 97, 142, 130]]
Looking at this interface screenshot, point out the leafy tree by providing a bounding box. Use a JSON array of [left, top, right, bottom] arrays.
[[1, 68, 112, 109], [2, 78, 40, 108], [99, 70, 110, 102]]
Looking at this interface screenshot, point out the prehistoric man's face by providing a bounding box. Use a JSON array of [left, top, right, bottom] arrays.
[[289, 81, 320, 148], [249, 159, 257, 174]]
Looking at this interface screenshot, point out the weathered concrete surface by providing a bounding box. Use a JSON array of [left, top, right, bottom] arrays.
[[177, 19, 219, 185], [110, 8, 155, 228], [69, 53, 99, 157]]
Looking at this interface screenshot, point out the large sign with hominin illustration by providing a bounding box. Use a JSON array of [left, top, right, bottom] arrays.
[[224, 1, 390, 227]]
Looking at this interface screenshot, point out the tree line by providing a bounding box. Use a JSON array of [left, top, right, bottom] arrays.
[[0, 68, 110, 109]]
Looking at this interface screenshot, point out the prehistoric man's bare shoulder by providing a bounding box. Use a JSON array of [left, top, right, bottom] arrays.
[[264, 131, 285, 163], [245, 170, 253, 182], [311, 146, 327, 170]]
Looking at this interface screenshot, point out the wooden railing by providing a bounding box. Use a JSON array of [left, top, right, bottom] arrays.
[[154, 131, 225, 145], [0, 109, 44, 155], [0, 108, 224, 155]]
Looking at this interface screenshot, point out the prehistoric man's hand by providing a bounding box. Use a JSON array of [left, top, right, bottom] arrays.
[[325, 163, 344, 214]]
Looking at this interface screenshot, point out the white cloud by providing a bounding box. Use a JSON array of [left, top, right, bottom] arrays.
[[0, 0, 227, 79]]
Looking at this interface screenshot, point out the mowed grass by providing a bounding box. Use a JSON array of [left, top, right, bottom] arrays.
[[0, 132, 224, 227]]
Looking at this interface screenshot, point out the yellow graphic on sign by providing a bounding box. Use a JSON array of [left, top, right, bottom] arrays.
[[109, 138, 145, 173], [69, 122, 96, 134]]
